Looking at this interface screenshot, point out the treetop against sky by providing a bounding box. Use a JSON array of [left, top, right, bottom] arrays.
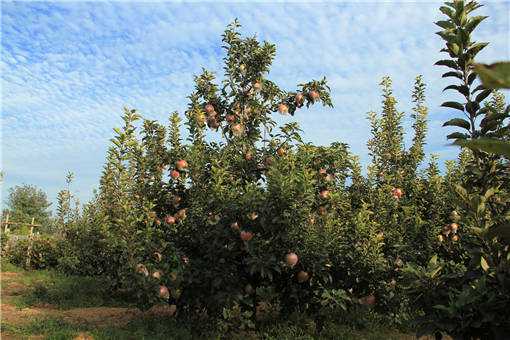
[[1, 1, 509, 205]]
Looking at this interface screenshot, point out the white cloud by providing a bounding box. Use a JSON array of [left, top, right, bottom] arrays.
[[1, 1, 508, 206]]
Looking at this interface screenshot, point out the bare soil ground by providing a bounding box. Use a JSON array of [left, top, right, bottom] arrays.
[[1, 271, 175, 339]]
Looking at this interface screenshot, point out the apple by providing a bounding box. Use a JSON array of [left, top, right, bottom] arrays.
[[450, 223, 459, 233], [278, 103, 289, 115], [159, 285, 170, 300], [152, 271, 162, 280], [165, 215, 176, 225], [153, 252, 163, 262], [264, 156, 274, 167], [176, 159, 188, 171], [244, 152, 253, 161], [169, 271, 178, 282], [309, 90, 320, 101], [318, 206, 327, 215], [226, 114, 236, 123], [181, 255, 189, 264], [170, 170, 180, 179], [319, 190, 330, 199], [230, 222, 240, 231], [286, 252, 299, 267], [205, 104, 215, 114], [438, 234, 444, 242], [442, 224, 451, 236], [207, 116, 220, 129], [231, 123, 244, 137], [318, 168, 327, 176], [391, 187, 403, 199], [276, 147, 286, 157], [253, 81, 262, 91], [325, 174, 334, 182], [450, 210, 460, 222], [240, 231, 253, 241], [296, 271, 309, 283], [452, 234, 459, 242], [247, 212, 258, 220], [359, 294, 376, 305], [155, 219, 161, 226], [295, 93, 304, 105], [175, 209, 187, 221], [136, 263, 149, 276]]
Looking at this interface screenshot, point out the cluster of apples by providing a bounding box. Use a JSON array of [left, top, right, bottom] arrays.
[[285, 252, 310, 283], [277, 90, 320, 116], [438, 222, 460, 242], [135, 253, 172, 300], [232, 211, 259, 242], [170, 159, 188, 180]]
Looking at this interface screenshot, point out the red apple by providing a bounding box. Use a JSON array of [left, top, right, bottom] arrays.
[[226, 114, 236, 123], [240, 231, 253, 241], [452, 234, 460, 242], [295, 93, 304, 105], [159, 285, 170, 300], [244, 152, 253, 161], [207, 116, 220, 129], [230, 222, 240, 231], [276, 147, 286, 157], [359, 294, 376, 305], [153, 252, 163, 262], [296, 271, 309, 283], [152, 271, 162, 280], [165, 215, 176, 225], [319, 190, 330, 199], [176, 159, 188, 171], [286, 252, 299, 267], [170, 170, 180, 179], [278, 103, 289, 115], [450, 223, 459, 233], [391, 187, 403, 199], [155, 219, 161, 226], [309, 90, 320, 101], [231, 123, 244, 137], [205, 104, 215, 114], [175, 209, 187, 221], [136, 263, 149, 276]]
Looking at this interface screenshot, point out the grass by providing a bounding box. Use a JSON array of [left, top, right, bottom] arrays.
[[2, 317, 416, 340], [1, 260, 418, 339]]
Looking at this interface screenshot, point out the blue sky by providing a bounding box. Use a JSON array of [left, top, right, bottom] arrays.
[[1, 1, 509, 208]]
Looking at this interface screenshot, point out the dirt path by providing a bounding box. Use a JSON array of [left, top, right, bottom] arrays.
[[1, 271, 175, 339]]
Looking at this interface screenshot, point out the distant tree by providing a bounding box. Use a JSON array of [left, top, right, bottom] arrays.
[[2, 184, 52, 229]]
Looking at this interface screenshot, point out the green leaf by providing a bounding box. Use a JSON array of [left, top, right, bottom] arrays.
[[453, 138, 510, 157], [443, 118, 471, 130], [443, 85, 469, 97], [480, 257, 489, 272], [474, 62, 510, 89], [447, 132, 470, 140], [475, 89, 493, 103], [465, 16, 488, 33], [442, 71, 463, 80], [487, 223, 510, 242], [441, 101, 465, 111], [435, 60, 458, 69], [467, 42, 489, 57], [435, 20, 455, 29]]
